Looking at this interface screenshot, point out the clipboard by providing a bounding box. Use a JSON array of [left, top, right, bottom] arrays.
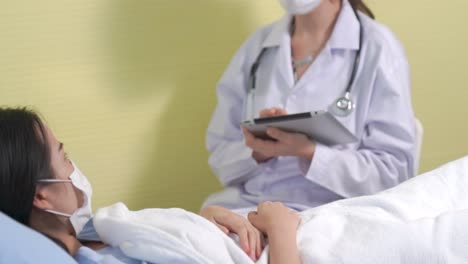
[[241, 111, 357, 146]]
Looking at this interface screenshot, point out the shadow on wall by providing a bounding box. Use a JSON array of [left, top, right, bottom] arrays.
[[102, 0, 252, 211]]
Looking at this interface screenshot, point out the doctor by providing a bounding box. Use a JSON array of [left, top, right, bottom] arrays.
[[203, 0, 417, 211]]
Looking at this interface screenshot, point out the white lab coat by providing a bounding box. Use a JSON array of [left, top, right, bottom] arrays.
[[203, 0, 416, 211]]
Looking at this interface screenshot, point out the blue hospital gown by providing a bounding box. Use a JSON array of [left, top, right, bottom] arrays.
[[75, 246, 148, 264]]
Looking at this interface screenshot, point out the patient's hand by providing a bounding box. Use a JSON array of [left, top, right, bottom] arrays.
[[248, 201, 300, 236], [200, 205, 264, 261], [249, 202, 301, 264]]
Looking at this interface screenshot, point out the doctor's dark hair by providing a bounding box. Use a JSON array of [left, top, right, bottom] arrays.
[[349, 0, 375, 19], [0, 107, 52, 225]]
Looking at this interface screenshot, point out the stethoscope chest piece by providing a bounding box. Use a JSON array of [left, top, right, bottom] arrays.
[[330, 92, 355, 117]]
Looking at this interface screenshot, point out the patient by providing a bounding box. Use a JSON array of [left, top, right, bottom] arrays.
[[0, 107, 301, 264]]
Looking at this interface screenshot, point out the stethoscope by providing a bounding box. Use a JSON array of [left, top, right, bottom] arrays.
[[247, 7, 363, 119]]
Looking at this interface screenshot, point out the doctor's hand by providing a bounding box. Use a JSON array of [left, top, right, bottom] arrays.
[[245, 107, 290, 163], [200, 205, 265, 261], [259, 107, 288, 118], [242, 126, 316, 161]]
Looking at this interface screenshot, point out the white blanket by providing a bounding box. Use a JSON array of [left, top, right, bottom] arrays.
[[94, 156, 468, 264]]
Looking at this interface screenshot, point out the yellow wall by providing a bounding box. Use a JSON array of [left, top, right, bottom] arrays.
[[1, 0, 467, 212]]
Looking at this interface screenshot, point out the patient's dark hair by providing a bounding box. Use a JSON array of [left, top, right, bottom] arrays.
[[349, 0, 375, 19], [0, 107, 51, 225]]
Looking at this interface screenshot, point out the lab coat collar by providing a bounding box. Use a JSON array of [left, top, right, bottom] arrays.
[[260, 0, 360, 51], [262, 15, 292, 48], [328, 0, 360, 50]]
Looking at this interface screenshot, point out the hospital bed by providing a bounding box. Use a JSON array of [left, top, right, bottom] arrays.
[[0, 119, 436, 264]]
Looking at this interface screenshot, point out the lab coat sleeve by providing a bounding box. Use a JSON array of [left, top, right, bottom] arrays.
[[206, 39, 266, 187], [303, 58, 416, 198]]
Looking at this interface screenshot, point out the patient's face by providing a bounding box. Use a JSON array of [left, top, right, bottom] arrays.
[[42, 126, 84, 216]]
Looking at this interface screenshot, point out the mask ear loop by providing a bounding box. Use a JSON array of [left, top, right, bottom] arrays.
[[43, 209, 72, 218], [38, 179, 72, 183], [36, 179, 74, 217]]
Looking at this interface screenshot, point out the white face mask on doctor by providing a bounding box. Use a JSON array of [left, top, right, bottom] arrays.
[[37, 161, 93, 235], [279, 0, 322, 15]]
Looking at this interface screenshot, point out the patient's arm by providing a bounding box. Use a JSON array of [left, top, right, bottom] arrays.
[[248, 202, 301, 264], [200, 205, 264, 261]]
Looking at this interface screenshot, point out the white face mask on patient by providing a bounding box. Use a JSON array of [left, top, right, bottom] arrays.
[[37, 161, 93, 235], [278, 0, 322, 15]]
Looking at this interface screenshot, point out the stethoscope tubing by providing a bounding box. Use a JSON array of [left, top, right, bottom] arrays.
[[247, 7, 363, 119]]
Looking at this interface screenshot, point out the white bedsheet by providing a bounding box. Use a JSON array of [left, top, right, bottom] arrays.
[[94, 156, 468, 264], [93, 204, 252, 264]]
